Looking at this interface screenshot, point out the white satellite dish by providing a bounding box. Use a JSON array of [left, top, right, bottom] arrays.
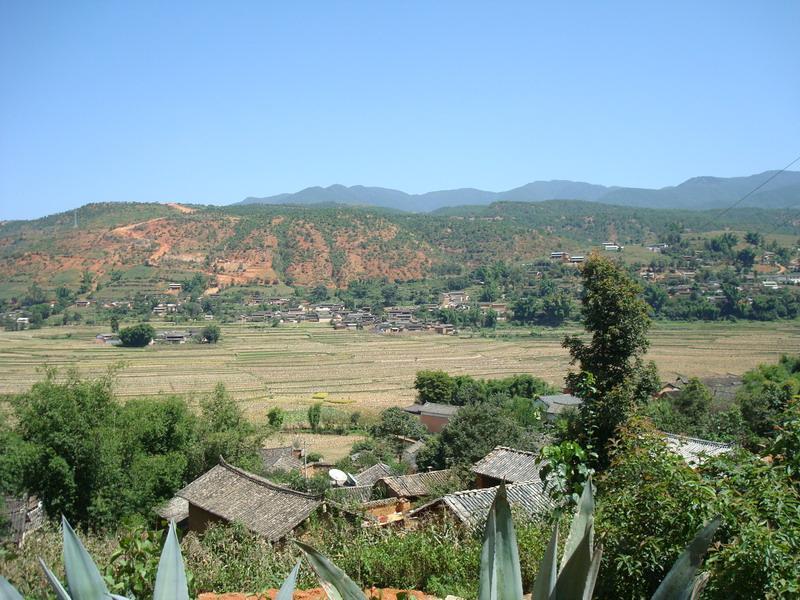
[[328, 468, 348, 487]]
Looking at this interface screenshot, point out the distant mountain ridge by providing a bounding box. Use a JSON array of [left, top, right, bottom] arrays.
[[240, 170, 800, 212]]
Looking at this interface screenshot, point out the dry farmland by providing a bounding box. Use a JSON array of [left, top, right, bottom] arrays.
[[1, 321, 799, 418]]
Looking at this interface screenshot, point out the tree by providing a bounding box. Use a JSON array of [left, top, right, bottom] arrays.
[[736, 247, 756, 269], [371, 407, 427, 440], [119, 324, 155, 347], [673, 377, 712, 422], [309, 284, 329, 304], [202, 324, 221, 343], [308, 403, 322, 431], [199, 383, 262, 472], [745, 231, 763, 246], [416, 404, 528, 469], [267, 407, 285, 429], [414, 370, 455, 404], [110, 316, 120, 333], [563, 255, 652, 469]]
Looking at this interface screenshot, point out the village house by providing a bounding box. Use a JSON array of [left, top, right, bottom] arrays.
[[568, 255, 585, 264], [95, 333, 121, 346], [1, 494, 45, 546], [258, 446, 305, 473], [409, 480, 554, 528], [433, 323, 456, 335], [353, 462, 393, 487], [535, 393, 583, 421], [156, 330, 194, 344], [647, 243, 670, 253], [168, 283, 183, 292], [166, 459, 322, 541], [74, 300, 92, 308], [471, 446, 543, 488], [549, 251, 569, 261], [385, 306, 415, 323], [403, 402, 461, 433], [663, 433, 734, 467], [441, 291, 470, 307], [15, 317, 29, 329], [375, 469, 454, 501]]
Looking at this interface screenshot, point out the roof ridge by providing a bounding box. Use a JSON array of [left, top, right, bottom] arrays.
[[491, 445, 540, 457], [447, 479, 543, 498], [218, 457, 321, 500]]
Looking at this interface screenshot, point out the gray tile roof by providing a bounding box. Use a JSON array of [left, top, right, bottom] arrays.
[[326, 485, 374, 504], [537, 394, 583, 416], [471, 446, 543, 483], [410, 480, 555, 528], [155, 496, 189, 522], [663, 433, 734, 466], [354, 462, 393, 487], [378, 469, 454, 498], [178, 459, 321, 541], [258, 446, 303, 472], [403, 403, 460, 417]]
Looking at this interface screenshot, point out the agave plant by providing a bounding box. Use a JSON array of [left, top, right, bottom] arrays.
[[0, 516, 190, 600]]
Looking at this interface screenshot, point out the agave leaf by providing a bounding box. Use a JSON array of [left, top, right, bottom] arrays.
[[478, 484, 523, 600], [61, 516, 109, 600], [295, 540, 366, 600], [551, 523, 593, 600], [651, 516, 722, 600], [153, 521, 189, 600], [276, 560, 302, 600], [38, 558, 72, 600], [0, 576, 26, 600], [109, 595, 131, 599], [561, 478, 593, 571], [581, 543, 603, 600], [532, 522, 558, 600]]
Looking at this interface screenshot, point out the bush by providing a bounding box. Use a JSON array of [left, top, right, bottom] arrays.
[[201, 324, 221, 343], [119, 323, 155, 347]]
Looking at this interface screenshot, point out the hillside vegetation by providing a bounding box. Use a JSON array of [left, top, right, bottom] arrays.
[[2, 200, 798, 297]]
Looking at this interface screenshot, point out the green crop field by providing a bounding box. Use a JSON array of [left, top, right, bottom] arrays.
[[1, 321, 799, 419]]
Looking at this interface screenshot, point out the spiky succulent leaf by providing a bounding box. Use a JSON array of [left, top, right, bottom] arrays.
[[552, 525, 595, 600], [295, 540, 366, 600], [276, 560, 302, 600], [561, 478, 593, 571], [38, 558, 72, 600], [580, 543, 603, 600], [153, 521, 189, 600], [532, 523, 558, 600], [61, 516, 109, 600], [651, 516, 722, 600], [0, 576, 25, 600], [478, 484, 523, 600]]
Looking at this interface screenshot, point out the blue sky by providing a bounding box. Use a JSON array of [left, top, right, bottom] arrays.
[[1, 1, 798, 219]]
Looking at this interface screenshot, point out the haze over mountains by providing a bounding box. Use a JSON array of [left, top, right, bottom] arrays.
[[240, 170, 800, 212]]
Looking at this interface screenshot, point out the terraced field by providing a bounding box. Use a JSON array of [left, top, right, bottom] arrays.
[[1, 321, 799, 418]]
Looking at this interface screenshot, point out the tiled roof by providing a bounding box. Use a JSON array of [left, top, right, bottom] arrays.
[[471, 446, 543, 483], [663, 433, 734, 466], [410, 480, 555, 528], [354, 463, 393, 487], [178, 459, 321, 541], [258, 447, 303, 472], [326, 485, 374, 504], [537, 394, 583, 415], [155, 496, 189, 522], [402, 403, 460, 417], [378, 469, 453, 498]]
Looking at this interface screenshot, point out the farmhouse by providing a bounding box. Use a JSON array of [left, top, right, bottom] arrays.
[[156, 330, 193, 344], [258, 446, 304, 473], [403, 402, 461, 433], [168, 283, 183, 292], [663, 433, 734, 467], [568, 255, 585, 264], [471, 446, 543, 488], [441, 291, 470, 307], [1, 494, 45, 546], [375, 469, 454, 500], [175, 459, 321, 541], [15, 317, 29, 329], [410, 480, 554, 528], [385, 306, 415, 323], [433, 324, 456, 335], [353, 462, 393, 487], [536, 393, 583, 421], [549, 251, 569, 261]]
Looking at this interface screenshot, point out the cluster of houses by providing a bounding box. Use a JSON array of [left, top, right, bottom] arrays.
[[153, 423, 734, 544]]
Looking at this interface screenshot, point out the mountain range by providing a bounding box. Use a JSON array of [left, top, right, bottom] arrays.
[[240, 170, 800, 212]]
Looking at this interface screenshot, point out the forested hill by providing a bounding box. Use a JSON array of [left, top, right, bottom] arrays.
[[1, 200, 798, 295], [240, 170, 800, 211]]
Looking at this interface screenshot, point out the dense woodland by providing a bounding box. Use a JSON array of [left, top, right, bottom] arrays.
[[1, 255, 798, 598]]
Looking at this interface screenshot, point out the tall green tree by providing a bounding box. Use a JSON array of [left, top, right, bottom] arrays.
[[563, 254, 653, 469]]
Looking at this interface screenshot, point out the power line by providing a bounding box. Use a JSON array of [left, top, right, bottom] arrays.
[[709, 153, 800, 223]]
